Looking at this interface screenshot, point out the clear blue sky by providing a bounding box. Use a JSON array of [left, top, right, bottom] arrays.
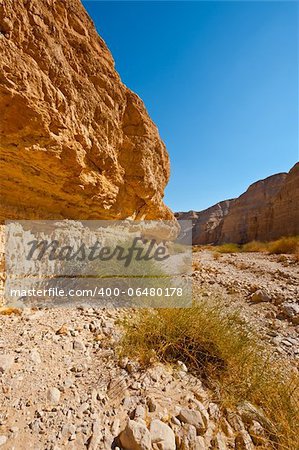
[[83, 1, 298, 212]]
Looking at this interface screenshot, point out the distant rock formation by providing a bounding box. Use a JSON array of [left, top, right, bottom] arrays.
[[176, 163, 299, 244], [219, 173, 287, 244], [175, 200, 233, 245], [263, 163, 299, 241], [0, 0, 173, 222]]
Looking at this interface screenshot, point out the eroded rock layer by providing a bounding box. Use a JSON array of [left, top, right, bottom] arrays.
[[175, 200, 233, 245], [176, 163, 299, 244], [0, 0, 173, 221]]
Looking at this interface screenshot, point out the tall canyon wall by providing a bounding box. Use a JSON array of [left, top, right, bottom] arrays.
[[176, 163, 299, 244], [0, 0, 173, 222]]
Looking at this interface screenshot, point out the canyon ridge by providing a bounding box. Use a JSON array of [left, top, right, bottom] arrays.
[[176, 163, 299, 245]]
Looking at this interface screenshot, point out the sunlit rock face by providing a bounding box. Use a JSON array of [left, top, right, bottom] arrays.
[[0, 0, 173, 222], [176, 163, 299, 244], [219, 173, 287, 244]]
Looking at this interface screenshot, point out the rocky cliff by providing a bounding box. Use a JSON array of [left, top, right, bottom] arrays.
[[263, 162, 299, 241], [0, 0, 173, 222], [175, 200, 233, 245], [219, 172, 288, 244], [176, 163, 299, 245]]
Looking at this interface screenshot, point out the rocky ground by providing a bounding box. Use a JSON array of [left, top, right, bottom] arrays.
[[0, 250, 298, 449], [193, 250, 299, 362]]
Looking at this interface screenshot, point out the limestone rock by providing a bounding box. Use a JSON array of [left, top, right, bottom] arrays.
[[0, 436, 7, 447], [47, 387, 61, 404], [0, 354, 14, 372], [119, 420, 151, 450], [150, 419, 176, 450], [235, 430, 255, 450], [0, 0, 173, 222], [178, 408, 207, 434]]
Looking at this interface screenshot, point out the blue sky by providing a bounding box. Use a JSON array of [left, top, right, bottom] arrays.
[[83, 1, 298, 212]]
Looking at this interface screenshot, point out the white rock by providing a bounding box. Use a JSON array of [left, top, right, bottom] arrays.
[[111, 418, 120, 436], [179, 424, 197, 449], [221, 418, 234, 438], [88, 419, 102, 450], [134, 405, 146, 421], [119, 420, 151, 450], [0, 354, 14, 372], [0, 436, 7, 447], [178, 408, 207, 434], [47, 387, 61, 404], [194, 436, 206, 450], [30, 349, 41, 364], [235, 430, 255, 450], [73, 339, 86, 352], [213, 432, 228, 450], [150, 419, 175, 450], [192, 400, 209, 427], [208, 402, 220, 419], [61, 423, 76, 438], [177, 361, 188, 372]]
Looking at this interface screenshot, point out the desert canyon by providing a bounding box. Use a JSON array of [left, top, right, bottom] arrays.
[[0, 1, 298, 450]]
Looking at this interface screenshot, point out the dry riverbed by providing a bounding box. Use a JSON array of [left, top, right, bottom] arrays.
[[0, 250, 298, 449]]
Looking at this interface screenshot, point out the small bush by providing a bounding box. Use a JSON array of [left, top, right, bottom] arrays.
[[267, 236, 299, 255], [121, 301, 299, 449], [0, 306, 22, 316], [242, 241, 268, 252], [192, 261, 201, 271], [210, 237, 299, 255], [192, 245, 202, 252], [215, 243, 241, 253]]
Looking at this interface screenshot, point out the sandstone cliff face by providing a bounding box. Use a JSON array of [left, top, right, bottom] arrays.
[[0, 0, 173, 222], [177, 163, 299, 244], [264, 163, 299, 241], [219, 172, 287, 244], [175, 200, 233, 245]]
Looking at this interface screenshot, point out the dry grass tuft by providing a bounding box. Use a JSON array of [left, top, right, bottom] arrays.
[[121, 301, 299, 450], [242, 240, 268, 252], [214, 243, 241, 253], [211, 236, 299, 256], [213, 252, 222, 260], [0, 306, 22, 316], [267, 236, 299, 255], [192, 261, 201, 271], [192, 245, 202, 252]]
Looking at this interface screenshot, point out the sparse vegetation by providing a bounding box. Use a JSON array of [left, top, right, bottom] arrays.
[[192, 245, 203, 252], [242, 240, 268, 253], [0, 306, 22, 316], [192, 261, 201, 271], [203, 236, 299, 256], [121, 299, 299, 450], [213, 251, 222, 260], [214, 243, 241, 253], [267, 236, 299, 255]]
